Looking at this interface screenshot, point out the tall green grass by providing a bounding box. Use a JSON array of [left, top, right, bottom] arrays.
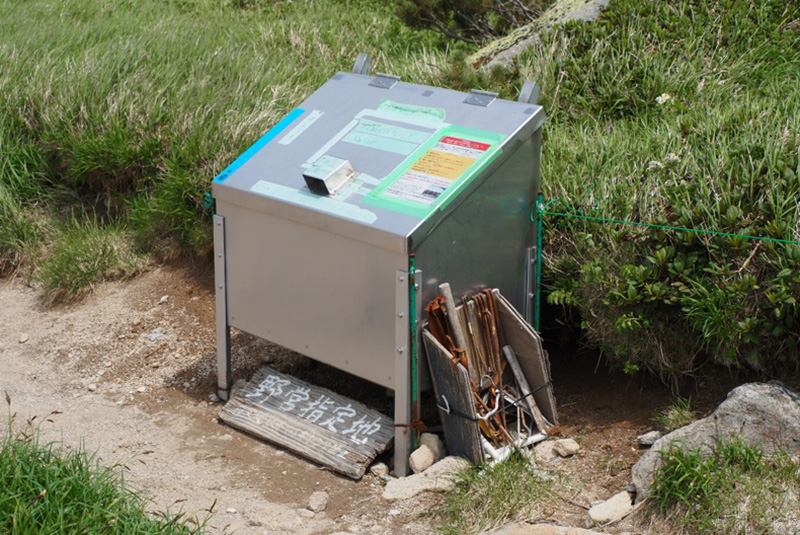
[[0, 0, 452, 278], [0, 414, 204, 534], [651, 437, 800, 534], [37, 217, 145, 304], [513, 0, 800, 378]]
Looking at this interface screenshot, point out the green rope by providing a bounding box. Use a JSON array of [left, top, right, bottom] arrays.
[[533, 198, 800, 245]]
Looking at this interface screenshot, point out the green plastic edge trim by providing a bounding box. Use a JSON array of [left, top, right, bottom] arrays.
[[534, 192, 543, 331], [361, 125, 506, 218], [408, 254, 418, 449]]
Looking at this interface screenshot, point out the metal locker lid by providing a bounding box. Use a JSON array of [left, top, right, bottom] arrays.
[[212, 71, 545, 251]]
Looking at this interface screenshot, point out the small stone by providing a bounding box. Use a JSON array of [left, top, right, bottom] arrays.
[[409, 444, 435, 473], [137, 386, 147, 393], [88, 383, 98, 393], [388, 509, 400, 516], [159, 295, 169, 304], [420, 433, 446, 462], [308, 491, 329, 513], [19, 333, 29, 344], [183, 382, 191, 389], [226, 507, 237, 514], [369, 462, 389, 477], [133, 318, 142, 326], [209, 393, 220, 403], [535, 440, 560, 463], [637, 430, 662, 448], [588, 491, 634, 524], [553, 438, 580, 457]]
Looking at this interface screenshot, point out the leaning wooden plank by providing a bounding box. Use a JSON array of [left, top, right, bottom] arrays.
[[502, 344, 553, 432], [493, 291, 559, 427], [219, 367, 393, 479], [423, 330, 483, 464]]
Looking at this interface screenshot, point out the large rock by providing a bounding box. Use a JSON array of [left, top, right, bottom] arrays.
[[382, 456, 470, 501], [468, 0, 610, 69], [632, 382, 800, 502], [534, 440, 560, 463]]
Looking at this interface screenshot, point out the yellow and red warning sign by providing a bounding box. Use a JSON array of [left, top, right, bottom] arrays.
[[363, 126, 505, 218]]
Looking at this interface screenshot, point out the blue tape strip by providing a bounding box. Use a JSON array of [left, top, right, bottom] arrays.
[[213, 108, 306, 183]]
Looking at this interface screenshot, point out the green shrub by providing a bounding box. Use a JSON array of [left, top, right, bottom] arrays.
[[521, 0, 800, 378], [396, 0, 552, 44]]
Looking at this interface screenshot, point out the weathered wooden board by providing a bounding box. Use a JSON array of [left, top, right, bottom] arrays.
[[423, 330, 484, 464], [493, 290, 558, 427], [219, 367, 393, 479]]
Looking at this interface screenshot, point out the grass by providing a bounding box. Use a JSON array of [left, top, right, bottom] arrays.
[[1, 0, 798, 377], [515, 0, 800, 378], [0, 411, 204, 534], [651, 437, 800, 534], [37, 217, 146, 304], [0, 0, 453, 289], [652, 397, 696, 433], [434, 452, 552, 535]]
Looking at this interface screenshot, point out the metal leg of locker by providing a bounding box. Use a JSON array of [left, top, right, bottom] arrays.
[[394, 267, 422, 477], [214, 214, 232, 401], [394, 269, 411, 476]]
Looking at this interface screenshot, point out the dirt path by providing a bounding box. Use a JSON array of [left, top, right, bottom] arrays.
[[1, 264, 735, 534], [0, 266, 431, 535]]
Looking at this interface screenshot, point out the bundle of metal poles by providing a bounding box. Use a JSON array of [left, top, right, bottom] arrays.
[[425, 284, 556, 460]]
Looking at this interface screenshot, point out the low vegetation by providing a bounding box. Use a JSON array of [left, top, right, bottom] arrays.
[[651, 437, 800, 534], [652, 397, 696, 433], [526, 0, 800, 381], [434, 452, 551, 535], [1, 412, 204, 534]]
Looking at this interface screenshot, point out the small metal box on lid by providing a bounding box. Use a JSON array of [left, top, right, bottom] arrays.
[[211, 54, 545, 475]]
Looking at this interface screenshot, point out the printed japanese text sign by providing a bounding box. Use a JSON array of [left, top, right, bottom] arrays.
[[361, 125, 506, 219]]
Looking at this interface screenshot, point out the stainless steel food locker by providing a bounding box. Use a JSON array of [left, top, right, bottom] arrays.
[[211, 55, 545, 475]]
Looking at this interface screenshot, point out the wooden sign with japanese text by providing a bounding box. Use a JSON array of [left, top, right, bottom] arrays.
[[219, 367, 394, 479]]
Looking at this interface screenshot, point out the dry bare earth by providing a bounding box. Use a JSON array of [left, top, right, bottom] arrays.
[[0, 265, 433, 535], [0, 265, 727, 534]]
